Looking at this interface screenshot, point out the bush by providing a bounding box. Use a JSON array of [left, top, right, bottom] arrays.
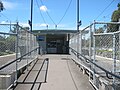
[[0, 52, 8, 56]]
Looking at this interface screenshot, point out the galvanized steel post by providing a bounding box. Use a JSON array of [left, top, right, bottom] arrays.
[[15, 22, 19, 83], [80, 30, 82, 54], [112, 34, 116, 90], [26, 31, 29, 71], [89, 23, 92, 80], [93, 20, 96, 85]]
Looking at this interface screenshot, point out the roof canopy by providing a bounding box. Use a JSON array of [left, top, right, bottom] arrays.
[[33, 29, 77, 35]]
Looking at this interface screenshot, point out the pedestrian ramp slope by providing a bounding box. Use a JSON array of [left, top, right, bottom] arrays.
[[14, 55, 94, 90]]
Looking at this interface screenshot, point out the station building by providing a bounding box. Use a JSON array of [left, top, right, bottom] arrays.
[[33, 29, 77, 54]]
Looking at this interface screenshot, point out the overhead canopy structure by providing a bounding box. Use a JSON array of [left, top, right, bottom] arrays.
[[33, 29, 77, 35]]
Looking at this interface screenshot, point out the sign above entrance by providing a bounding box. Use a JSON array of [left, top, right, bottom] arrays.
[[37, 36, 45, 41]]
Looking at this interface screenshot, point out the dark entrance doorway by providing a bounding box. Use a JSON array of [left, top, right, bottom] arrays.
[[46, 34, 68, 54]]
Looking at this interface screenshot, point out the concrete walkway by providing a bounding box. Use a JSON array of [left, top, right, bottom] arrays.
[[15, 54, 94, 90]]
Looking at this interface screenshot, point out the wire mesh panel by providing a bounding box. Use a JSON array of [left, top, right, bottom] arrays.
[[69, 34, 77, 60], [93, 22, 120, 89], [0, 33, 16, 68], [113, 32, 120, 79], [115, 32, 120, 61], [17, 26, 39, 70], [0, 24, 17, 70], [81, 29, 90, 56], [0, 24, 17, 89], [94, 33, 120, 89], [0, 23, 39, 89], [69, 21, 120, 90], [94, 34, 113, 71]]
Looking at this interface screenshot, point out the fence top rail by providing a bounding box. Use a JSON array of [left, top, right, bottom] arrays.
[[18, 25, 34, 34], [94, 32, 114, 36], [70, 23, 93, 38], [113, 30, 120, 34], [95, 21, 120, 25], [0, 23, 17, 26], [80, 23, 94, 32], [94, 30, 120, 36], [0, 32, 17, 35]]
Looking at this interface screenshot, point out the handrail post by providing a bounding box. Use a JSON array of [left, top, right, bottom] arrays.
[[15, 22, 19, 84]]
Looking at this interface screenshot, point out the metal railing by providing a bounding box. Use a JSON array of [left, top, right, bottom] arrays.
[[0, 23, 39, 89], [69, 21, 120, 90]]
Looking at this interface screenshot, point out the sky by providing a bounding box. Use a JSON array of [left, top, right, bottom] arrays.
[[0, 0, 120, 31]]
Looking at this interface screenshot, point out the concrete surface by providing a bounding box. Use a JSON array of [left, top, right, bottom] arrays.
[[14, 54, 94, 90], [0, 54, 16, 66]]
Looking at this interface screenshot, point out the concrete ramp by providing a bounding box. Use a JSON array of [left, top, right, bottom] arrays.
[[14, 55, 94, 90]]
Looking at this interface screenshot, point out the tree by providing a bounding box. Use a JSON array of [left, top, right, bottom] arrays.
[[95, 27, 104, 33], [107, 3, 120, 32], [6, 36, 16, 51], [0, 35, 6, 52], [118, 3, 120, 10], [112, 3, 120, 22], [0, 1, 4, 12]]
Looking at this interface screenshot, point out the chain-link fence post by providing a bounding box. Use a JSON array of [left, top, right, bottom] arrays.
[[93, 21, 96, 85], [112, 33, 116, 90], [77, 33, 79, 58], [73, 35, 75, 60], [26, 31, 29, 71], [89, 23, 92, 81], [80, 31, 82, 54], [15, 22, 19, 84], [119, 18, 120, 31], [30, 33, 32, 62]]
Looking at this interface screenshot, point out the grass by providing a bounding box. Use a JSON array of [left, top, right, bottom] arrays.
[[96, 49, 112, 53], [0, 51, 14, 56]]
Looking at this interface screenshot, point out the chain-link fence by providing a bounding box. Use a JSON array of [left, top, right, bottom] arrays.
[[69, 21, 120, 90], [0, 23, 39, 89], [94, 22, 120, 90], [0, 24, 17, 67]]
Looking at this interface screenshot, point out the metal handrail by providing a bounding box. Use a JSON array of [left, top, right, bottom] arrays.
[[69, 47, 120, 79], [0, 47, 39, 70]]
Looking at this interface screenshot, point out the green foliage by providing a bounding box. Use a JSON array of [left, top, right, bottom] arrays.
[[107, 24, 118, 32], [112, 3, 120, 22], [6, 36, 16, 41], [117, 3, 120, 10], [0, 35, 16, 56], [0, 52, 8, 56], [0, 41, 6, 52], [111, 10, 120, 22], [0, 1, 4, 12], [95, 27, 104, 33], [107, 3, 120, 32], [96, 49, 112, 53], [0, 51, 14, 56]]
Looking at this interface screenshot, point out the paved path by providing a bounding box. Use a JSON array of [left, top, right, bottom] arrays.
[[14, 54, 94, 90], [0, 54, 16, 66], [0, 54, 37, 74]]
